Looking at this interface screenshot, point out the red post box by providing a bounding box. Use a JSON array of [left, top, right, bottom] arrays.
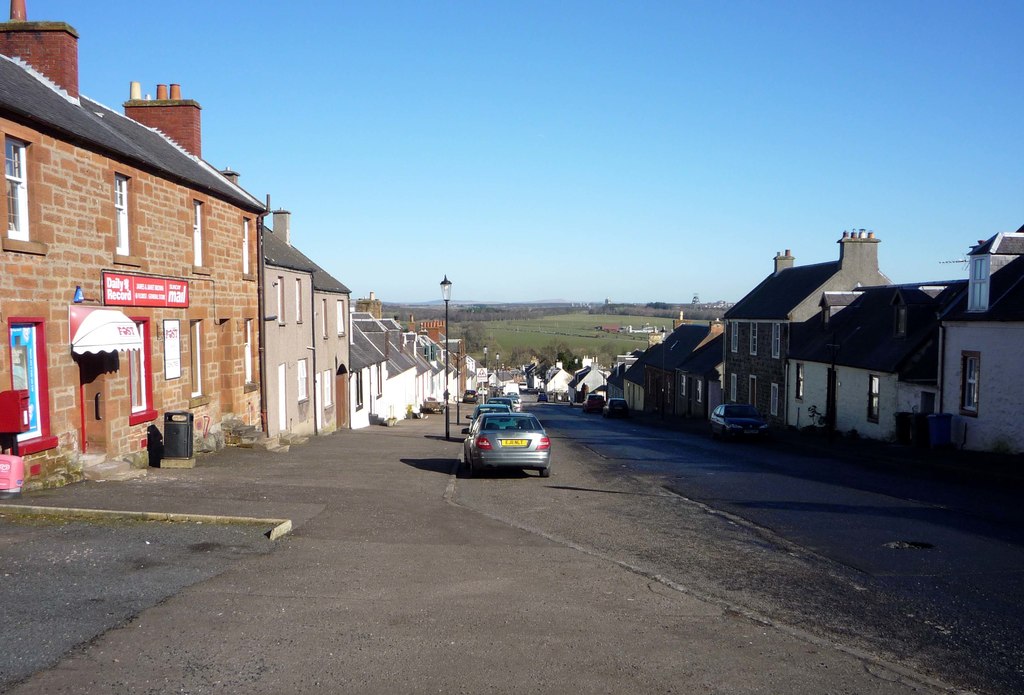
[[0, 390, 30, 433]]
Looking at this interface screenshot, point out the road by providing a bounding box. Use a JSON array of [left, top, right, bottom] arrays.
[[454, 398, 1023, 694]]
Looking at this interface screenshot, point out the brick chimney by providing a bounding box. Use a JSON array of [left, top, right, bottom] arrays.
[[0, 1, 80, 99], [272, 209, 291, 245], [774, 249, 795, 273], [124, 81, 203, 157], [838, 230, 880, 274]]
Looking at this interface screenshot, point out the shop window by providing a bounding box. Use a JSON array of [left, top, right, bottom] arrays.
[[128, 318, 156, 425], [7, 320, 57, 454]]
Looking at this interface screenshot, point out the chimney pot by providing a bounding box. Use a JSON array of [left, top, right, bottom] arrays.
[[867, 231, 875, 239], [156, 84, 168, 100], [10, 0, 26, 21], [169, 83, 181, 100], [129, 81, 141, 100]]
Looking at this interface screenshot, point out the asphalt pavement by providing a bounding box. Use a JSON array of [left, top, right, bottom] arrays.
[[0, 416, 964, 694]]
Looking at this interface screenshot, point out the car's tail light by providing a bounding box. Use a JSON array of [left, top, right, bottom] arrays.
[[477, 436, 493, 450], [537, 436, 550, 450]]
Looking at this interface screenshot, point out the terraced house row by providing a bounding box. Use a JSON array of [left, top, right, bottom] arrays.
[[0, 3, 461, 489]]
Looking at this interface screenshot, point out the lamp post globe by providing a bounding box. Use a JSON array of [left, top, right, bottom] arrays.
[[440, 275, 452, 440]]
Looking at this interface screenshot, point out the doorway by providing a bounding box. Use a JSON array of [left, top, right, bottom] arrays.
[[76, 351, 119, 454], [336, 365, 349, 429]]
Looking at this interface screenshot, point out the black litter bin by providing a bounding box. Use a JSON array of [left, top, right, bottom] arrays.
[[164, 411, 194, 459], [911, 413, 930, 449], [894, 412, 913, 445]]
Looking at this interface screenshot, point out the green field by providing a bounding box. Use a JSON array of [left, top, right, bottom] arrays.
[[461, 313, 697, 366]]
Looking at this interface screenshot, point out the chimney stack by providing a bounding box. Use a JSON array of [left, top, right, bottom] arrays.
[[0, 2, 81, 98], [774, 249, 795, 273], [838, 230, 880, 274], [220, 168, 240, 185], [124, 81, 203, 157], [272, 209, 291, 245]]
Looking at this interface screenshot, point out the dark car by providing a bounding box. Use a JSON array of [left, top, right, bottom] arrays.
[[710, 403, 769, 439], [602, 397, 629, 418], [462, 413, 551, 478], [582, 393, 606, 413], [464, 402, 511, 425], [536, 392, 549, 402], [462, 389, 479, 404]]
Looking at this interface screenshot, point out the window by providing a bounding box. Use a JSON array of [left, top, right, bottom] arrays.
[[190, 320, 203, 397], [322, 369, 332, 407], [114, 174, 130, 255], [295, 279, 303, 323], [730, 373, 737, 401], [680, 374, 687, 397], [968, 256, 990, 312], [336, 300, 346, 336], [748, 375, 757, 406], [276, 276, 285, 325], [297, 359, 309, 401], [356, 372, 364, 409], [321, 298, 328, 339], [749, 323, 758, 355], [242, 218, 251, 275], [128, 319, 155, 424], [867, 374, 880, 423], [243, 319, 253, 384], [771, 323, 781, 358], [375, 364, 383, 397], [730, 323, 738, 353], [8, 320, 58, 453], [5, 138, 29, 241], [192, 201, 203, 267], [696, 379, 703, 404], [895, 304, 907, 337], [795, 363, 805, 400], [770, 382, 779, 416], [961, 352, 980, 415]]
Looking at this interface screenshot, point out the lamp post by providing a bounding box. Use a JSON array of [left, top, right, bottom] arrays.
[[441, 275, 452, 440]]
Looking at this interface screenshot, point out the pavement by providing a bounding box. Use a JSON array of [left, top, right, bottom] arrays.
[[0, 415, 971, 694]]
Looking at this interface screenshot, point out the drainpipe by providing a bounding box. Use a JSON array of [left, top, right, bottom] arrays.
[[309, 271, 318, 435], [257, 195, 270, 434]]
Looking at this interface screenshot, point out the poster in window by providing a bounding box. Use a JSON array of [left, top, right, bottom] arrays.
[[164, 320, 181, 379], [9, 324, 40, 440]]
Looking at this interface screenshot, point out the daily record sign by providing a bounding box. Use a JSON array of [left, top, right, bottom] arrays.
[[103, 272, 189, 308]]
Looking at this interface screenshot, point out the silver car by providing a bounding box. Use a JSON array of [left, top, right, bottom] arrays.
[[463, 413, 551, 477]]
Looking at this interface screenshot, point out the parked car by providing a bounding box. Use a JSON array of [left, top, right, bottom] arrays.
[[421, 398, 444, 414], [488, 396, 515, 411], [462, 413, 551, 478], [709, 404, 769, 439], [506, 393, 523, 412], [536, 392, 549, 402], [465, 402, 511, 424], [582, 393, 606, 414], [602, 397, 629, 418], [462, 389, 479, 404]]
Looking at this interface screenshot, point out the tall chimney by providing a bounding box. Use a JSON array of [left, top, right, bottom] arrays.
[[272, 209, 291, 245], [774, 249, 795, 273], [0, 3, 80, 99], [124, 82, 203, 157], [838, 231, 880, 274]]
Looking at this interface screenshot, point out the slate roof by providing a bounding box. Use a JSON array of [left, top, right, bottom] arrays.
[[725, 261, 840, 320], [789, 282, 965, 381], [677, 333, 724, 378], [644, 325, 718, 373], [972, 231, 1024, 257], [263, 229, 350, 294], [349, 328, 385, 371], [0, 55, 262, 212]]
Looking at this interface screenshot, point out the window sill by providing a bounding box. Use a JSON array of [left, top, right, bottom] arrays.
[[2, 237, 48, 256], [114, 253, 144, 268], [192, 266, 212, 276], [244, 382, 259, 394], [17, 434, 59, 455], [129, 408, 158, 426], [243, 273, 256, 282], [189, 395, 211, 408], [959, 409, 978, 418]]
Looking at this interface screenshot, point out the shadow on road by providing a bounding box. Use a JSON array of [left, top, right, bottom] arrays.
[[400, 457, 457, 474], [546, 484, 666, 497]]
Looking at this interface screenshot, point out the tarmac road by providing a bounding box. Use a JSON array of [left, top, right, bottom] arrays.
[[0, 417, 961, 694]]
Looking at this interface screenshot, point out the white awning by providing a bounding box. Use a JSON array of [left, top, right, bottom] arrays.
[[69, 306, 143, 354]]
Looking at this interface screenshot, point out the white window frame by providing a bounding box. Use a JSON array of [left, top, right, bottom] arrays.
[[192, 200, 203, 267], [696, 379, 703, 404], [322, 369, 332, 407], [129, 320, 147, 414], [680, 373, 687, 397], [5, 138, 29, 241], [968, 256, 990, 311], [867, 374, 880, 422], [770, 382, 779, 417], [749, 322, 758, 355], [730, 373, 737, 402], [771, 322, 781, 359], [242, 218, 251, 275], [795, 362, 804, 400], [114, 174, 130, 255], [295, 279, 303, 323], [297, 358, 309, 402], [244, 319, 253, 384], [961, 352, 980, 414], [321, 298, 328, 339], [190, 320, 203, 397], [336, 300, 346, 336], [276, 276, 285, 325], [730, 322, 738, 353]]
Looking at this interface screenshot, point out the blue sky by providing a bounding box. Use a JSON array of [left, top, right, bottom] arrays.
[[38, 0, 1024, 304]]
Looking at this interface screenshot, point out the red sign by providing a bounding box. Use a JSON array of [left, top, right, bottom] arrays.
[[102, 272, 189, 308]]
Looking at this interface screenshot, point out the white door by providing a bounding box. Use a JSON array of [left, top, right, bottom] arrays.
[[314, 371, 323, 430], [277, 363, 287, 433]]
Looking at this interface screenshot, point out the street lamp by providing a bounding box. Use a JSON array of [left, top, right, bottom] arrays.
[[441, 275, 452, 440]]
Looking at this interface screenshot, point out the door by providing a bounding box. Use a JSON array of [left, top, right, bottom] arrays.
[[77, 352, 118, 453], [336, 366, 349, 429], [314, 371, 323, 431], [277, 363, 287, 433]]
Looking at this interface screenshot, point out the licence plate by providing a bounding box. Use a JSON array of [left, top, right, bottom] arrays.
[[499, 439, 528, 447]]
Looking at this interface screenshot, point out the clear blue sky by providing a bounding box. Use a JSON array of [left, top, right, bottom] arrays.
[[38, 0, 1024, 304]]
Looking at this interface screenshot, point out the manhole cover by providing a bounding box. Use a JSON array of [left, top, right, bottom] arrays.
[[883, 540, 934, 550]]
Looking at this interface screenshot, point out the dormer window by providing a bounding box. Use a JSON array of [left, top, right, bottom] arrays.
[[968, 255, 990, 311]]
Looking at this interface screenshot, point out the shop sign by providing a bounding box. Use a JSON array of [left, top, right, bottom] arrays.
[[102, 272, 189, 308]]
